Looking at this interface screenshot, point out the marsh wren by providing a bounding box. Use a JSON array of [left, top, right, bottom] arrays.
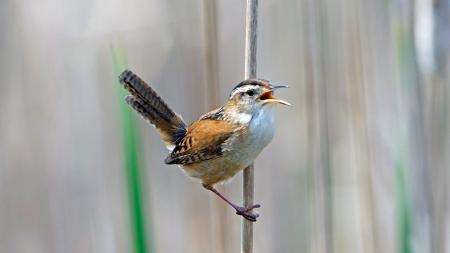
[[119, 70, 290, 222]]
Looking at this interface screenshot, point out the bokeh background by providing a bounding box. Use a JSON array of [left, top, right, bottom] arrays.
[[1, 0, 449, 252]]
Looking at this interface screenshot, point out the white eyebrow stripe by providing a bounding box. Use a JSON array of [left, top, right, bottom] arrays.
[[230, 85, 255, 97]]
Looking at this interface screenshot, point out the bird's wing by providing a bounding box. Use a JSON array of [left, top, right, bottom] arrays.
[[164, 119, 239, 165]]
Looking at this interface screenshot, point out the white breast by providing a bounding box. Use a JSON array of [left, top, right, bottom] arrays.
[[248, 106, 275, 150], [229, 106, 275, 169], [181, 106, 276, 185]]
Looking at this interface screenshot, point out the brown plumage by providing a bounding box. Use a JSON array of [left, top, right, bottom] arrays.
[[165, 119, 236, 165]]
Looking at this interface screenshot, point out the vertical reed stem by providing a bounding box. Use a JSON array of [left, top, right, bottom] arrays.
[[242, 0, 258, 252]]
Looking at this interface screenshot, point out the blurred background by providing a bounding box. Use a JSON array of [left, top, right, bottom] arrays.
[[0, 0, 449, 252]]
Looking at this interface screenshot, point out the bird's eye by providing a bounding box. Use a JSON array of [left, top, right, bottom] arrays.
[[245, 90, 255, 96]]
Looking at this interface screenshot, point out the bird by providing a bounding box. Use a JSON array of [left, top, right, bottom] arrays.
[[118, 70, 290, 222]]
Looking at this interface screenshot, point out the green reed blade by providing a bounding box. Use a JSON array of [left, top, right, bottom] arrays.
[[111, 44, 153, 253]]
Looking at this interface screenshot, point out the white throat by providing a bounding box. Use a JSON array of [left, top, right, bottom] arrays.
[[229, 111, 253, 124]]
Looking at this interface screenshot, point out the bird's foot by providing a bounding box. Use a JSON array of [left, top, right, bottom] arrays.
[[234, 204, 261, 222]]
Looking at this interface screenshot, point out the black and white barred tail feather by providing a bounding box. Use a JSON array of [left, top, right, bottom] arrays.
[[119, 70, 186, 148]]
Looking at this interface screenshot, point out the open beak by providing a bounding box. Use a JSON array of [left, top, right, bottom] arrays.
[[270, 84, 289, 89], [259, 84, 291, 106]]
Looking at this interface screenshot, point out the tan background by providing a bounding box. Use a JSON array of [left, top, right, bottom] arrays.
[[0, 0, 449, 252]]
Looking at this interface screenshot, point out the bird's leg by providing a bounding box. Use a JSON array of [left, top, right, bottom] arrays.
[[202, 184, 261, 222]]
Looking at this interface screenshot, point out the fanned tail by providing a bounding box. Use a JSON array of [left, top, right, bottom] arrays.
[[119, 70, 186, 148]]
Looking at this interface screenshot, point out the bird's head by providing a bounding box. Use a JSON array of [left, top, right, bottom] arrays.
[[226, 79, 291, 115]]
